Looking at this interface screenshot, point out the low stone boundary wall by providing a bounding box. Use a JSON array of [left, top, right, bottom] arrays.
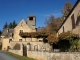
[[8, 42, 23, 56], [27, 51, 80, 60], [9, 50, 23, 56], [9, 49, 23, 56]]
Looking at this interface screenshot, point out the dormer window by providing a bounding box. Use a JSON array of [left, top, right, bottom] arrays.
[[7, 29, 9, 32]]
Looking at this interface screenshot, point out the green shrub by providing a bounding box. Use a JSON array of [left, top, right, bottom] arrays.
[[58, 31, 80, 52]]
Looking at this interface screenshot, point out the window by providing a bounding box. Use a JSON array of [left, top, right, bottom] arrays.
[[29, 17, 33, 20], [71, 14, 75, 29], [12, 33, 14, 37], [34, 45, 38, 51], [7, 46, 10, 50], [20, 30, 23, 33], [10, 33, 14, 37], [76, 15, 80, 26], [63, 26, 64, 32], [27, 43, 31, 51], [19, 39, 22, 42], [39, 40, 42, 42], [9, 39, 12, 43]]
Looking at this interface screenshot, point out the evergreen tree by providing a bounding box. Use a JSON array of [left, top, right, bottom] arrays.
[[13, 20, 17, 28], [3, 22, 8, 29], [9, 22, 13, 28], [3, 20, 17, 29], [0, 30, 2, 36]]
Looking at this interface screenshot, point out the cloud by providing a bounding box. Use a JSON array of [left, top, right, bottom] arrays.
[[43, 13, 62, 17], [33, 12, 62, 18]]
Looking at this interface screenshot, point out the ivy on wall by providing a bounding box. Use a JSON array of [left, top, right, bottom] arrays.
[[58, 31, 80, 52], [19, 32, 48, 38]]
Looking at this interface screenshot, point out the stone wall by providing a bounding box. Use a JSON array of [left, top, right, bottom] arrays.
[[73, 25, 80, 36], [9, 43, 23, 56], [2, 38, 10, 50], [9, 49, 23, 56], [27, 51, 80, 60], [9, 41, 51, 51], [9, 41, 80, 60]]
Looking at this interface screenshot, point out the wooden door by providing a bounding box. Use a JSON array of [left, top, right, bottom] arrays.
[[23, 45, 27, 56]]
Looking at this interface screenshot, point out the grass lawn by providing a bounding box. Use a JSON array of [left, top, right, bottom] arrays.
[[6, 52, 35, 60]]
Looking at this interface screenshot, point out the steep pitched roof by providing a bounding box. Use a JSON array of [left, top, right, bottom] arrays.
[[57, 0, 80, 32], [14, 19, 32, 30], [17, 19, 27, 26], [28, 14, 36, 18], [1, 28, 14, 38]]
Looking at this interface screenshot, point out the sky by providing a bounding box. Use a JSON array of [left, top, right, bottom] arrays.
[[0, 0, 77, 30]]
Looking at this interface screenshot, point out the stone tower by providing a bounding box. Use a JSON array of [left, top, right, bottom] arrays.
[[27, 14, 36, 30]]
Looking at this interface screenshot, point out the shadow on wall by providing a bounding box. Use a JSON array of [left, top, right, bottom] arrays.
[[43, 38, 48, 43], [0, 45, 2, 50], [52, 40, 70, 52]]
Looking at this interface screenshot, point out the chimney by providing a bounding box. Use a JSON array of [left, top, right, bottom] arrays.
[[7, 29, 9, 33]]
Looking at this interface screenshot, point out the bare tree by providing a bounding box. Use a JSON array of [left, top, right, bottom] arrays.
[[45, 14, 55, 25], [61, 2, 73, 17]]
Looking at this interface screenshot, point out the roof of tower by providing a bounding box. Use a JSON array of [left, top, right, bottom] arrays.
[[28, 14, 36, 17]]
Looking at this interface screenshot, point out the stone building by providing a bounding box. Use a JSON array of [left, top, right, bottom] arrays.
[[57, 0, 80, 36], [1, 15, 51, 56]]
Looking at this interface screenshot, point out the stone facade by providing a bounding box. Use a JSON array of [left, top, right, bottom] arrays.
[[1, 15, 40, 50], [2, 38, 10, 50], [9, 41, 51, 51], [57, 0, 80, 36], [13, 19, 36, 41], [27, 14, 36, 30]]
